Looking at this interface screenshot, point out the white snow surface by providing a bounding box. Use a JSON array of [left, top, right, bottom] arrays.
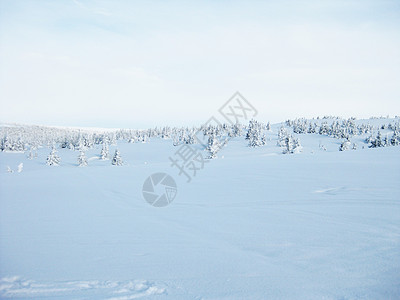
[[0, 119, 399, 299]]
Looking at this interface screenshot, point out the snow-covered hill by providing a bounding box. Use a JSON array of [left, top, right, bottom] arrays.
[[0, 117, 399, 299]]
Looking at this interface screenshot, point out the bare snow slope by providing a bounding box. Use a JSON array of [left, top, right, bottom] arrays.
[[0, 122, 399, 299]]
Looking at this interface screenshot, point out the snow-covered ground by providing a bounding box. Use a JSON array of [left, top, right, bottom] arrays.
[[0, 119, 399, 299]]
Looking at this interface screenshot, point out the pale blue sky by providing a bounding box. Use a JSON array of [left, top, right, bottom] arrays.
[[1, 0, 399, 128]]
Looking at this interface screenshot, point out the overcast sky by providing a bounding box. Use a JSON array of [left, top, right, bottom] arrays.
[[0, 0, 399, 128]]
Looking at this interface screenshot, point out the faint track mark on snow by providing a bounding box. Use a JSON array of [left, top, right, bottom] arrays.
[[313, 187, 358, 195], [0, 276, 166, 299]]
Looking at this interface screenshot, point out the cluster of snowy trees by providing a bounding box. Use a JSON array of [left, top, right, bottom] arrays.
[[2, 117, 398, 154], [172, 128, 197, 146], [277, 126, 301, 154], [367, 129, 400, 148], [245, 119, 267, 147], [171, 122, 247, 159], [286, 117, 374, 139], [0, 124, 184, 153], [45, 145, 123, 167], [285, 117, 400, 151], [1, 117, 399, 168], [0, 136, 25, 152], [193, 120, 270, 158]]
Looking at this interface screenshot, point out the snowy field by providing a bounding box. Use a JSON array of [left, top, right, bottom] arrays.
[[0, 118, 399, 299]]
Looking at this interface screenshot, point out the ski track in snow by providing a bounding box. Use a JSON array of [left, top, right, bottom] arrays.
[[0, 276, 166, 299], [313, 186, 357, 195]]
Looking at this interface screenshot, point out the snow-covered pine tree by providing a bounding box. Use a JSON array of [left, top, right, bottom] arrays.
[[319, 122, 330, 135], [1, 136, 11, 152], [246, 120, 265, 147], [376, 131, 383, 147], [277, 126, 288, 147], [248, 132, 265, 147], [76, 137, 86, 152], [319, 141, 327, 151], [261, 133, 266, 145], [231, 123, 242, 137], [184, 131, 195, 144], [206, 134, 219, 152], [83, 135, 94, 149], [46, 147, 61, 166], [28, 145, 38, 159], [308, 123, 316, 134], [293, 137, 301, 153], [365, 135, 373, 144], [391, 131, 400, 146], [161, 126, 171, 139], [282, 135, 301, 154], [27, 150, 34, 160], [283, 136, 294, 154], [112, 149, 123, 166], [61, 138, 72, 149], [292, 118, 307, 134], [339, 140, 351, 151], [205, 133, 222, 159], [383, 135, 390, 147], [100, 143, 109, 160], [207, 144, 218, 159], [173, 135, 181, 146], [369, 131, 383, 148], [78, 151, 88, 167]]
